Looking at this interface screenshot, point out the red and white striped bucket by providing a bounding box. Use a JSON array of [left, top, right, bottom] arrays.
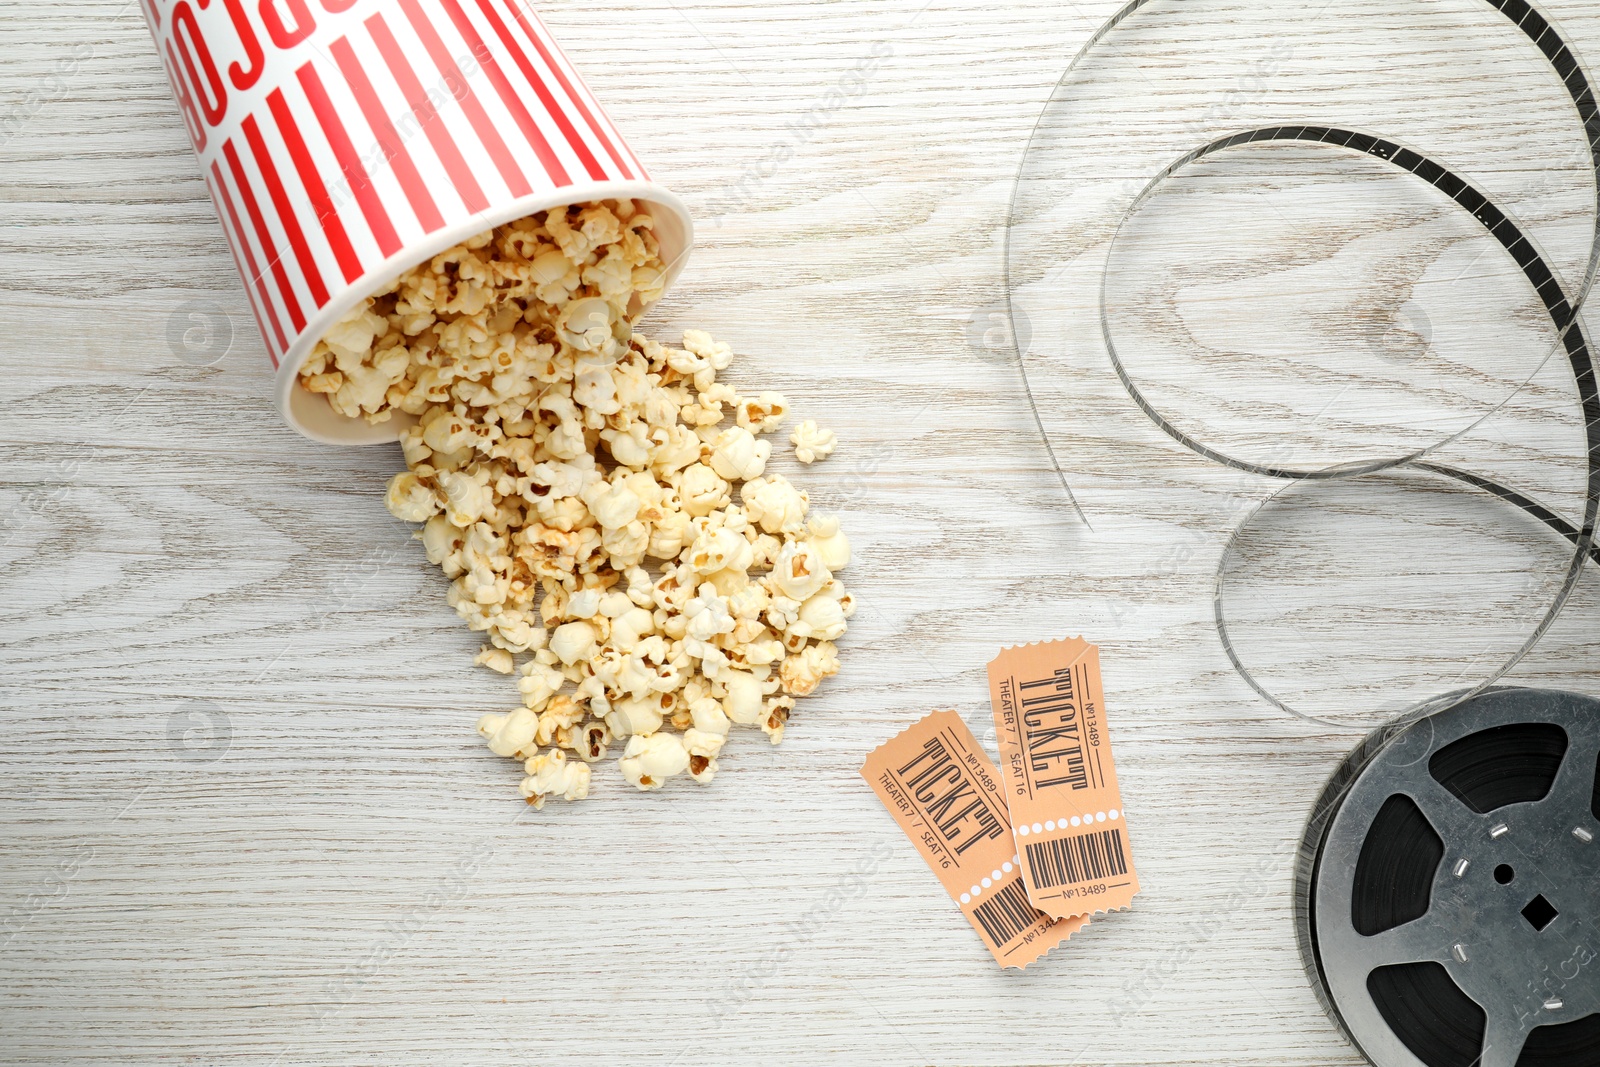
[[141, 0, 693, 445]]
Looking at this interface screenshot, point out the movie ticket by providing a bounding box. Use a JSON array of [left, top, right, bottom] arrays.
[[988, 638, 1139, 918], [861, 710, 1089, 969]]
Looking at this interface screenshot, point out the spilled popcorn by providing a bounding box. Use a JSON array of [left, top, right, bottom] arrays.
[[789, 420, 837, 464], [297, 200, 850, 807]]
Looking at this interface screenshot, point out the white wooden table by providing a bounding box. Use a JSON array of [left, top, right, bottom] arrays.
[[4, 0, 1600, 1063]]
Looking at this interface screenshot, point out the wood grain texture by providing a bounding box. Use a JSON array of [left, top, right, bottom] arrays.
[[3, 0, 1599, 1064]]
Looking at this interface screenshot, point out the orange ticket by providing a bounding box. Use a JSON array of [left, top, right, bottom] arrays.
[[988, 639, 1139, 919], [861, 710, 1089, 969]]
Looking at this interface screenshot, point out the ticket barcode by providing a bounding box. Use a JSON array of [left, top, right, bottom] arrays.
[[971, 877, 1047, 947], [1025, 829, 1128, 888]]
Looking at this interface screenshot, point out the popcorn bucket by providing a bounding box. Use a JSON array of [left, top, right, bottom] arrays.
[[140, 0, 693, 445]]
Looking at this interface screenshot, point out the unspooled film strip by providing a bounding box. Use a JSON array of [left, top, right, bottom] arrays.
[[1006, 0, 1600, 727]]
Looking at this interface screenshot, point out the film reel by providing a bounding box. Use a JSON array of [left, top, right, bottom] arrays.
[[1297, 686, 1600, 1067]]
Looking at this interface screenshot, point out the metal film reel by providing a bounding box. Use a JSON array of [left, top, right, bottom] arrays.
[[1297, 687, 1600, 1067]]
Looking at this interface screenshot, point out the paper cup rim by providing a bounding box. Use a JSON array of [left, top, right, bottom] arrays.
[[276, 179, 694, 447]]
